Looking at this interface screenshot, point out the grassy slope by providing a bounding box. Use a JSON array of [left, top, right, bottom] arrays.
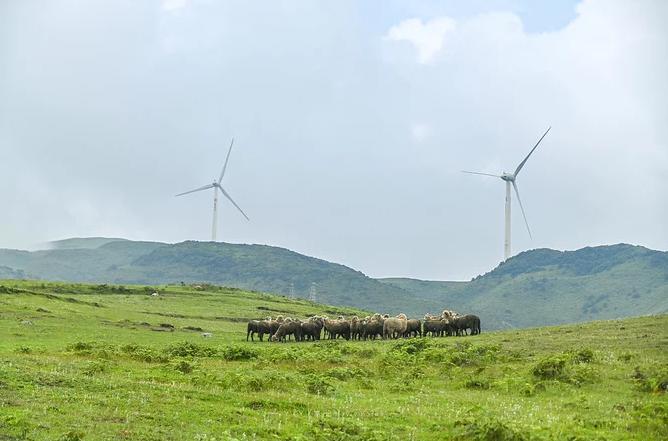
[[1, 280, 666, 440], [379, 244, 668, 329]]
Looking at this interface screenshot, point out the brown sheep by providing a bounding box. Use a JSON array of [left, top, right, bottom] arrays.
[[271, 321, 303, 342], [383, 314, 408, 339]]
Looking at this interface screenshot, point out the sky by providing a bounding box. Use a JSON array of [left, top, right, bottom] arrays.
[[0, 0, 666, 281]]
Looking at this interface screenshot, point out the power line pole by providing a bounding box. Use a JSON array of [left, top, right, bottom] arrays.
[[289, 282, 295, 299], [309, 282, 317, 303]]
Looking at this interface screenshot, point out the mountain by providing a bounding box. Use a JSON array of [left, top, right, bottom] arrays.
[[379, 244, 668, 329], [0, 238, 666, 328], [0, 238, 428, 314]]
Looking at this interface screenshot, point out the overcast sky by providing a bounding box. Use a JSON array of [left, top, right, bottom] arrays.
[[1, 0, 666, 280]]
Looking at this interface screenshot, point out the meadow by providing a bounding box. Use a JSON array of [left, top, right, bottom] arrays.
[[0, 280, 666, 440]]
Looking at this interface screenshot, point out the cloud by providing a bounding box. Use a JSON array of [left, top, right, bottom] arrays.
[[385, 17, 456, 64], [162, 0, 189, 12], [411, 123, 432, 142], [0, 0, 665, 280]]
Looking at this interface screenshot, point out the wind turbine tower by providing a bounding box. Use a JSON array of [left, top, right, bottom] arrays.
[[176, 138, 250, 241], [463, 127, 551, 260]]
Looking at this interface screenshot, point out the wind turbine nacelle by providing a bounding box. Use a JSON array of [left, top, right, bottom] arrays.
[[501, 173, 515, 182]]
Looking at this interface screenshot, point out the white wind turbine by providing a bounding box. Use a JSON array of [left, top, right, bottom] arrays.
[[176, 138, 249, 241], [463, 127, 551, 261]]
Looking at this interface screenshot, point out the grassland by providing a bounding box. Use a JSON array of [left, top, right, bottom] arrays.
[[1, 280, 666, 440]]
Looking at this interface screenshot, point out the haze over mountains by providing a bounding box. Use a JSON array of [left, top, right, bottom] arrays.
[[0, 237, 666, 329]]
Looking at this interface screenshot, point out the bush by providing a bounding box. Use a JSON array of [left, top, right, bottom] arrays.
[[219, 345, 258, 361], [305, 374, 334, 395], [164, 341, 217, 358], [568, 348, 595, 364], [390, 338, 432, 355], [632, 366, 668, 393], [81, 361, 107, 376], [60, 430, 85, 441], [121, 344, 169, 363], [173, 360, 195, 374], [454, 417, 528, 441], [464, 376, 492, 390], [532, 355, 568, 380]]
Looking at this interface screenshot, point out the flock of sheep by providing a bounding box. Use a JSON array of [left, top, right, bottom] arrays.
[[246, 310, 481, 342]]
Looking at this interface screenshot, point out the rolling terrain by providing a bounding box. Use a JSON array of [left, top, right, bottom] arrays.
[[0, 239, 666, 329], [0, 280, 666, 440]]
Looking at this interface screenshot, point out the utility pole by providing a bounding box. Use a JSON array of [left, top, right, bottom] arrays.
[[309, 282, 317, 303], [289, 282, 295, 299]]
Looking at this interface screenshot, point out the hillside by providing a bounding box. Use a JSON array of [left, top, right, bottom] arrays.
[[0, 238, 666, 329], [379, 244, 668, 329], [0, 238, 429, 314], [0, 280, 666, 440]]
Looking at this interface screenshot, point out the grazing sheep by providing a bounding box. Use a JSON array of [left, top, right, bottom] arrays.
[[271, 321, 303, 342]]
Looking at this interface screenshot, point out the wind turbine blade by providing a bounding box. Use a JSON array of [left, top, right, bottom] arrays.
[[218, 137, 235, 184], [514, 126, 551, 177], [219, 187, 250, 221], [175, 184, 215, 197], [461, 170, 502, 178], [511, 180, 532, 239]]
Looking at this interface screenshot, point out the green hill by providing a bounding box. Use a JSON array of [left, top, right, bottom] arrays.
[[0, 280, 666, 440], [0, 239, 428, 314], [0, 239, 666, 329], [379, 244, 668, 329]]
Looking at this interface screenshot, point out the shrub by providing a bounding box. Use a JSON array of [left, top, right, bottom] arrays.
[[305, 374, 334, 395], [453, 417, 528, 441], [173, 360, 195, 374], [464, 376, 492, 390], [81, 361, 107, 376], [121, 344, 169, 363], [532, 355, 568, 380], [390, 338, 432, 355], [569, 348, 595, 363], [66, 341, 96, 354], [632, 366, 668, 393], [219, 345, 258, 361], [164, 341, 217, 358], [60, 430, 85, 441]]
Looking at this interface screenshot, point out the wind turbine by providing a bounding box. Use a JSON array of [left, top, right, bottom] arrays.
[[463, 127, 551, 261], [176, 138, 249, 241]]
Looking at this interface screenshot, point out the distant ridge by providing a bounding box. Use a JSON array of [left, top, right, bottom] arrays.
[[0, 238, 666, 329]]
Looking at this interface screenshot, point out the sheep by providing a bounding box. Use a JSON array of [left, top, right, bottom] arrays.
[[452, 314, 481, 336], [362, 316, 383, 340], [271, 320, 303, 342], [383, 314, 408, 339], [350, 316, 363, 340], [246, 320, 271, 342], [323, 317, 351, 340], [423, 316, 446, 337], [301, 316, 324, 341], [404, 319, 422, 338]]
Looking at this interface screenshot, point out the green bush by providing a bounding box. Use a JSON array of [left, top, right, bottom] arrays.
[[532, 355, 568, 380], [163, 341, 217, 358], [219, 345, 258, 361], [454, 417, 528, 441], [632, 366, 668, 393], [305, 374, 334, 395], [173, 360, 195, 374]]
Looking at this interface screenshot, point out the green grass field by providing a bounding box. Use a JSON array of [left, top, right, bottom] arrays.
[[1, 280, 666, 440]]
